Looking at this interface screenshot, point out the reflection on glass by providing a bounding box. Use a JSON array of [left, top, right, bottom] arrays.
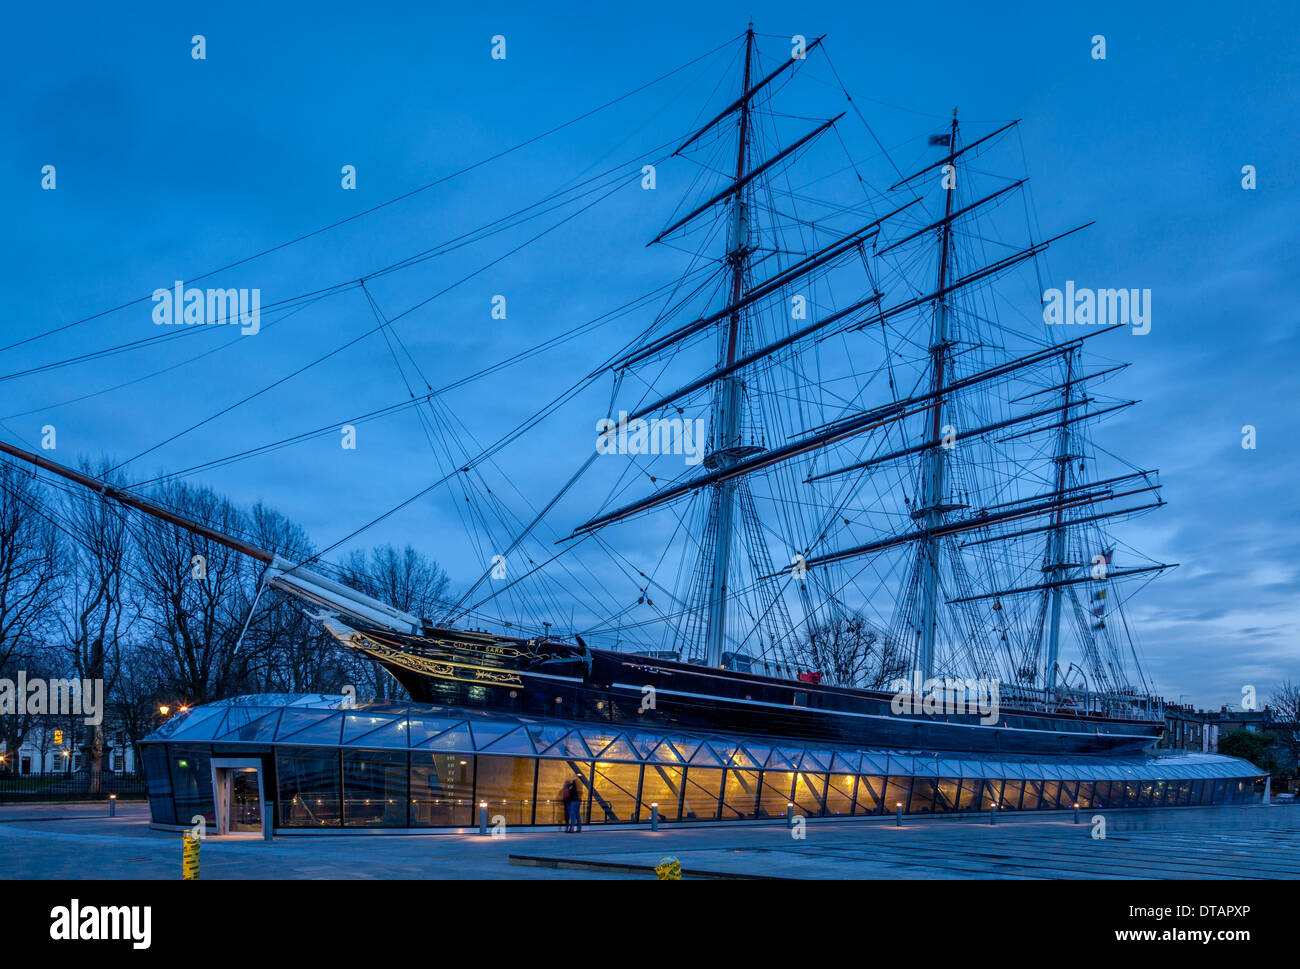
[[590, 762, 641, 824], [757, 771, 795, 818], [722, 769, 761, 820], [934, 778, 959, 813], [411, 752, 473, 826], [343, 749, 406, 826], [793, 772, 825, 817], [535, 759, 587, 827], [169, 745, 215, 825], [855, 775, 883, 815], [681, 768, 723, 821], [640, 765, 684, 822], [908, 778, 937, 813], [474, 755, 537, 826], [824, 774, 856, 817], [277, 749, 341, 827], [883, 776, 911, 813]]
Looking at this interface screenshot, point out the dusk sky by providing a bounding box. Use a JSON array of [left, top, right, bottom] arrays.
[[2, 1, 1296, 710]]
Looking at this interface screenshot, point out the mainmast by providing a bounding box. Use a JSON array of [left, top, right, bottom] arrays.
[[916, 109, 960, 680], [1043, 349, 1077, 700], [703, 27, 755, 669]]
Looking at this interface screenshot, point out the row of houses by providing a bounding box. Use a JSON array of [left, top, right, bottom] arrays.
[[1, 721, 139, 776]]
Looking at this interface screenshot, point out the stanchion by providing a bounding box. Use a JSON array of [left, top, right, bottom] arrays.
[[786, 801, 794, 828], [650, 802, 660, 831], [108, 794, 116, 817], [478, 801, 488, 836], [182, 833, 200, 880], [1073, 802, 1080, 824], [895, 802, 903, 827]]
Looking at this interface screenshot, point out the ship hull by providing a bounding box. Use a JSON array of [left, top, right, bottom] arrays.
[[333, 623, 1161, 755]]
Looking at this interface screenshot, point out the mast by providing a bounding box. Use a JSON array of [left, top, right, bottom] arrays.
[[916, 109, 960, 680], [1043, 349, 1077, 700], [703, 26, 754, 669]]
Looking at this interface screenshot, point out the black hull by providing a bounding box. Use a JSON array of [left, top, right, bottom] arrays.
[[336, 625, 1161, 755]]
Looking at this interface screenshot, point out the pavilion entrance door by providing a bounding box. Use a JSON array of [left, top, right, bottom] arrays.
[[211, 758, 269, 837]]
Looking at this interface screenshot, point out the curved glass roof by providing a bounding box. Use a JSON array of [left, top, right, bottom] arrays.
[[144, 693, 1260, 781]]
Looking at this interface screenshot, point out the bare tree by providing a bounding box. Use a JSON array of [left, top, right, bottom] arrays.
[[57, 461, 136, 792], [133, 481, 253, 703], [1271, 680, 1300, 771], [795, 609, 907, 689], [0, 465, 64, 767], [0, 464, 63, 673], [340, 544, 449, 699]]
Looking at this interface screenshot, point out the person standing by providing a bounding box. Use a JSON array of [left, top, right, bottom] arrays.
[[563, 778, 583, 833]]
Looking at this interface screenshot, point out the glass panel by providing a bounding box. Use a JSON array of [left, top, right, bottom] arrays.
[[831, 752, 861, 772], [721, 769, 761, 820], [228, 770, 262, 832], [681, 768, 723, 821], [536, 759, 587, 828], [1074, 781, 1094, 809], [142, 746, 175, 825], [688, 743, 725, 767], [1020, 780, 1042, 811], [1001, 780, 1024, 810], [409, 715, 469, 749], [470, 722, 525, 751], [855, 775, 883, 815], [276, 710, 343, 744], [580, 731, 622, 758], [477, 729, 536, 756], [883, 776, 911, 814], [596, 737, 639, 762], [425, 727, 474, 752], [639, 765, 684, 822], [160, 705, 226, 741], [1124, 781, 1140, 806], [410, 752, 473, 826], [342, 750, 406, 826], [344, 718, 411, 750], [934, 777, 959, 813], [169, 745, 215, 826], [648, 740, 684, 764], [526, 723, 571, 753], [956, 777, 982, 812], [825, 774, 856, 817], [1049, 780, 1071, 809], [218, 709, 281, 743], [277, 749, 341, 827], [908, 778, 937, 814], [343, 713, 401, 745], [757, 770, 796, 818], [590, 762, 641, 824], [793, 772, 826, 817], [473, 755, 537, 826]]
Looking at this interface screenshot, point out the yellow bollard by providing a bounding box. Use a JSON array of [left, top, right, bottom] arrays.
[[655, 855, 681, 880], [182, 833, 201, 880]]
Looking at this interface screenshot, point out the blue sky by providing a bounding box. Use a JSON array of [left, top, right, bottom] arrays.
[[1, 1, 1296, 709]]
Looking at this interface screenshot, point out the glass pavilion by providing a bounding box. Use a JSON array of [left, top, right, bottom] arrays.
[[140, 694, 1263, 832]]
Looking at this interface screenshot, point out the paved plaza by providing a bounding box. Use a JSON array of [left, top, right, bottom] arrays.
[[1, 802, 1296, 879]]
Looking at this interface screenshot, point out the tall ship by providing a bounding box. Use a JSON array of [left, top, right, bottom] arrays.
[[4, 29, 1174, 757]]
